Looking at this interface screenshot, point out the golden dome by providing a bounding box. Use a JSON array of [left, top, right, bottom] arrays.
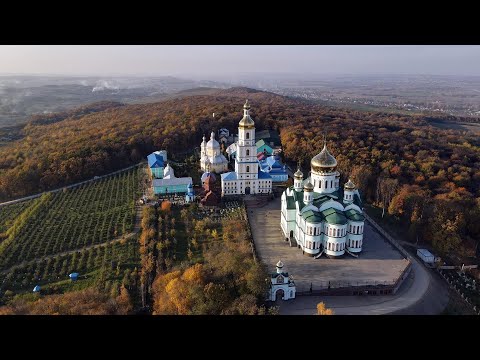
[[239, 99, 255, 129], [311, 143, 337, 172], [344, 179, 356, 190], [294, 168, 303, 179], [303, 182, 314, 192]]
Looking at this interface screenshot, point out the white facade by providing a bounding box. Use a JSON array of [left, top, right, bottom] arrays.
[[268, 261, 296, 301], [200, 131, 229, 173], [280, 143, 365, 258], [221, 100, 272, 196]]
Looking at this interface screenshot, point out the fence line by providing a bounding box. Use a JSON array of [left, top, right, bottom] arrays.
[[363, 212, 412, 261]]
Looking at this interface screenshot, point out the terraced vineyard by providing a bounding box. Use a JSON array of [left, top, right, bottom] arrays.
[[0, 166, 143, 272], [0, 237, 140, 296], [0, 201, 33, 233]]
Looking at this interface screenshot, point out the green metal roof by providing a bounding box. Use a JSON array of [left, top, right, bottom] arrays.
[[313, 194, 332, 207], [321, 207, 348, 225], [302, 209, 323, 223], [256, 139, 272, 149], [271, 272, 289, 278], [353, 193, 363, 207], [286, 195, 296, 209], [345, 208, 365, 221]]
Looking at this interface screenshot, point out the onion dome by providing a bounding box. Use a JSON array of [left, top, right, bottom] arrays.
[[206, 131, 220, 149], [294, 168, 303, 179], [276, 260, 284, 269], [239, 99, 255, 129], [303, 181, 314, 192], [311, 143, 337, 172], [344, 179, 356, 190]]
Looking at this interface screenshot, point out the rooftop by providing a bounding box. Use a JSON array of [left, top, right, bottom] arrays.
[[147, 152, 164, 168], [153, 177, 192, 187]]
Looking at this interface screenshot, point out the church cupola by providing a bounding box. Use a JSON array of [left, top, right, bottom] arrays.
[[343, 179, 356, 203], [239, 99, 255, 129], [294, 164, 303, 191], [276, 260, 284, 274], [303, 181, 314, 205]]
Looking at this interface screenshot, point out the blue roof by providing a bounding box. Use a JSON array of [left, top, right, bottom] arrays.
[[260, 156, 287, 174], [258, 171, 272, 179], [153, 177, 192, 187], [69, 272, 79, 279], [201, 172, 216, 182], [268, 168, 288, 174], [33, 285, 41, 292], [221, 172, 237, 181], [147, 152, 164, 168]]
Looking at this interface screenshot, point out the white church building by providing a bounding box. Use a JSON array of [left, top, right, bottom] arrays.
[[221, 100, 272, 196], [280, 142, 365, 258], [200, 131, 229, 173], [268, 260, 296, 301]]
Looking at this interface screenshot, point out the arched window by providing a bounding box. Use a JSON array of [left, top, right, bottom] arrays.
[[325, 181, 328, 189], [246, 149, 250, 156], [336, 243, 339, 251], [246, 166, 250, 173], [246, 132, 250, 139]]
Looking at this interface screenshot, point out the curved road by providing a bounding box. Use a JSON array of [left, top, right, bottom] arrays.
[[279, 253, 449, 315], [250, 196, 450, 315]]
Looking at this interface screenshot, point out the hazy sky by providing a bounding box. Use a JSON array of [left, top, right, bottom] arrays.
[[1, 45, 479, 78]]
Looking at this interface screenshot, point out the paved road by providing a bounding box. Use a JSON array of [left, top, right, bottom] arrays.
[[247, 197, 449, 315], [279, 256, 448, 315]]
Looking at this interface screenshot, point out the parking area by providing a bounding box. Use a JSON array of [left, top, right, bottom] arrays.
[[248, 197, 409, 292]]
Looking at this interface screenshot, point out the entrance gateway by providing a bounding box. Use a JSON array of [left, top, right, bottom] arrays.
[[268, 260, 296, 301]]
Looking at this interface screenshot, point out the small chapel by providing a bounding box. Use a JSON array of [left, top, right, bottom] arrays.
[[268, 260, 296, 301]]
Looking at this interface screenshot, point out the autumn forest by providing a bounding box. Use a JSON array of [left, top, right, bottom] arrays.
[[1, 87, 479, 261]]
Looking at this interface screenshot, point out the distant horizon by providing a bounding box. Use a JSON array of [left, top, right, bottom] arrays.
[[1, 71, 480, 80], [1, 46, 480, 78]]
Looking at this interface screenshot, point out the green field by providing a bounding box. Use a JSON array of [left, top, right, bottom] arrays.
[[0, 237, 139, 298], [0, 167, 143, 272], [0, 166, 144, 304], [0, 201, 33, 233]]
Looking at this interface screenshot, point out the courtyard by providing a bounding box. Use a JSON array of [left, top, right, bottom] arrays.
[[248, 196, 409, 293]]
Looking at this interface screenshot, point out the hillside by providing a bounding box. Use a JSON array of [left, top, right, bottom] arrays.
[[0, 87, 478, 200], [0, 87, 479, 258], [0, 88, 293, 200]]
